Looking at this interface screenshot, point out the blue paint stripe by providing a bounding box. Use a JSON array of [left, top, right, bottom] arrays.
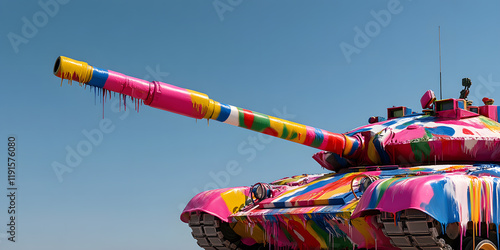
[[88, 67, 108, 88], [493, 181, 498, 224], [273, 202, 285, 208], [328, 195, 346, 205], [347, 140, 359, 156], [426, 126, 455, 136], [310, 128, 324, 147], [497, 106, 500, 122], [367, 185, 380, 209], [216, 103, 231, 122], [404, 107, 413, 116], [373, 134, 391, 164], [467, 185, 471, 221]]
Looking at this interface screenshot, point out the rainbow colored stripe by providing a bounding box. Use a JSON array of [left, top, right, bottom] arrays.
[[54, 56, 355, 155]]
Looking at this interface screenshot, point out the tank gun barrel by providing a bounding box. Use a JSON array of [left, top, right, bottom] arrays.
[[53, 56, 361, 157]]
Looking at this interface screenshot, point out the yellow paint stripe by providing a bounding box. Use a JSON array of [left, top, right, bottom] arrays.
[[367, 137, 381, 163], [57, 56, 93, 85], [351, 217, 375, 247], [317, 185, 352, 200], [210, 101, 222, 120], [271, 117, 307, 144], [186, 89, 211, 117], [220, 189, 248, 215], [268, 117, 285, 138]]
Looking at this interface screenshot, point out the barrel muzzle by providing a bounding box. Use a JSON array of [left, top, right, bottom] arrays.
[[53, 56, 93, 84]]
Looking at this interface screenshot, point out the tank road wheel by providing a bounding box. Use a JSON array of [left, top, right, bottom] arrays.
[[189, 212, 245, 250], [463, 237, 498, 250]]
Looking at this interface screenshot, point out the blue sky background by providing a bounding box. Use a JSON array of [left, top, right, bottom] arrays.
[[0, 1, 499, 249]]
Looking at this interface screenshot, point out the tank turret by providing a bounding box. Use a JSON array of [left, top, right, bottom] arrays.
[[54, 56, 500, 171]]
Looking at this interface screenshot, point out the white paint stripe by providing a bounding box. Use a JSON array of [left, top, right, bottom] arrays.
[[294, 229, 305, 242], [224, 105, 240, 126]]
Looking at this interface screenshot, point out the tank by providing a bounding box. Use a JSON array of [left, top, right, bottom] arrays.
[[54, 56, 500, 250]]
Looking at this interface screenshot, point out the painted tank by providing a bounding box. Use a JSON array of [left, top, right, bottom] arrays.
[[54, 56, 500, 250]]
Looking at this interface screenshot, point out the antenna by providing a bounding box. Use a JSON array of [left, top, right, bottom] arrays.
[[439, 26, 442, 99]]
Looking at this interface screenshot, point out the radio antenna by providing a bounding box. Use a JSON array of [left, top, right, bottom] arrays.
[[439, 26, 442, 99]]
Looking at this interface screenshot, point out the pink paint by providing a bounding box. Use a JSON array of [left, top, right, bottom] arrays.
[[261, 220, 294, 248], [352, 175, 445, 218], [303, 126, 316, 146], [240, 237, 257, 246], [420, 90, 435, 109], [389, 125, 426, 143], [479, 105, 498, 121], [104, 70, 152, 101], [123, 76, 151, 101], [102, 72, 203, 118], [318, 130, 333, 150], [148, 82, 206, 119], [313, 151, 335, 170]]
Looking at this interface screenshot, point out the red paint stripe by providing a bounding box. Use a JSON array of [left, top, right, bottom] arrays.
[[287, 219, 321, 248], [463, 128, 474, 135], [323, 132, 344, 155], [262, 127, 278, 136], [242, 109, 254, 129]]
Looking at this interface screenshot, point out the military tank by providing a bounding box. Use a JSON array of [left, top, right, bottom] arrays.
[[54, 56, 500, 250]]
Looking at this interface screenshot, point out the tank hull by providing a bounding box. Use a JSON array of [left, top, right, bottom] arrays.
[[183, 164, 500, 249]]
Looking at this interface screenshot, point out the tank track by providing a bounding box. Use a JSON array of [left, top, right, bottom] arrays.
[[378, 209, 452, 250], [190, 210, 453, 250], [189, 212, 247, 250]]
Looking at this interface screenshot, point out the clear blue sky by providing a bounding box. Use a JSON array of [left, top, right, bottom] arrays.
[[0, 1, 499, 249]]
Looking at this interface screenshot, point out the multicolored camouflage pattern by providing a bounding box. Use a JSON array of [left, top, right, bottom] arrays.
[[54, 56, 500, 249]]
